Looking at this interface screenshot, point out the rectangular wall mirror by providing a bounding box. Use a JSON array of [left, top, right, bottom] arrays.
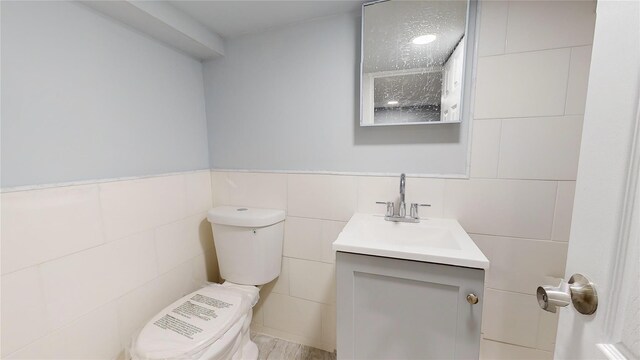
[[360, 0, 477, 126]]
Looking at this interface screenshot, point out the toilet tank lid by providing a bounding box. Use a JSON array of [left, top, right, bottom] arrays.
[[207, 206, 285, 227]]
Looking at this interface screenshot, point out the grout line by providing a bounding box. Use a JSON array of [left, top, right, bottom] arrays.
[[1, 169, 211, 193], [550, 181, 562, 241], [467, 232, 564, 243], [285, 215, 348, 224], [482, 338, 553, 353], [486, 286, 546, 298], [475, 113, 574, 121], [474, 113, 585, 120], [478, 43, 592, 59], [563, 47, 575, 115], [215, 168, 579, 182], [1, 212, 205, 277], [96, 185, 109, 248], [282, 254, 335, 266], [503, 0, 511, 53], [495, 119, 504, 178], [468, 177, 576, 182], [3, 300, 121, 358], [211, 168, 469, 180], [264, 290, 335, 310]]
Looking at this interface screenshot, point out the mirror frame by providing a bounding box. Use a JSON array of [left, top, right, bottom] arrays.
[[359, 0, 479, 127]]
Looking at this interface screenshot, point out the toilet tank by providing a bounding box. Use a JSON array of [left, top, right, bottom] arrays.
[[207, 206, 285, 286]]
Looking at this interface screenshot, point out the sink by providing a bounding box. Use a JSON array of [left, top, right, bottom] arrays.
[[332, 213, 489, 269]]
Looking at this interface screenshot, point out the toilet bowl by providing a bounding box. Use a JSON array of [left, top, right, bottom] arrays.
[[130, 206, 285, 360]]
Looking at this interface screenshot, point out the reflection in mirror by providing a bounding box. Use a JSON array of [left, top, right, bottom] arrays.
[[361, 0, 472, 126]]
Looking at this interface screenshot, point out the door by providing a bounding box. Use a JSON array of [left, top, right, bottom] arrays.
[[336, 252, 485, 359], [552, 0, 639, 358]]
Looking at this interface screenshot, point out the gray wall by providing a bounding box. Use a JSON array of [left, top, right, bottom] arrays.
[[1, 1, 210, 188], [204, 12, 469, 175]]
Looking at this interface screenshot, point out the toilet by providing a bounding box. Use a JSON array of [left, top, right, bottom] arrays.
[[130, 206, 286, 360]]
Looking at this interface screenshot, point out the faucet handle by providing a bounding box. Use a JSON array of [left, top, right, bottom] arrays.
[[410, 203, 431, 219], [376, 201, 394, 217], [398, 201, 406, 217]]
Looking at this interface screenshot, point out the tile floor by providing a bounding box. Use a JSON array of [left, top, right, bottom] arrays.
[[251, 332, 336, 360]]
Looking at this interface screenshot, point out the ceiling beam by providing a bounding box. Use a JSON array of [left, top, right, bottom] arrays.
[[81, 1, 225, 60]]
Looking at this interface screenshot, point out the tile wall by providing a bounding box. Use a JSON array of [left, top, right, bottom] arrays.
[[0, 171, 217, 359], [211, 1, 596, 358]]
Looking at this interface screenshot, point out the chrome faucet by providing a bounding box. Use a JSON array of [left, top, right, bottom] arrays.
[[376, 173, 430, 223], [399, 173, 406, 217]]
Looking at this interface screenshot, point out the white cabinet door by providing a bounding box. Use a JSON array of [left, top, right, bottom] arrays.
[[336, 252, 485, 359]]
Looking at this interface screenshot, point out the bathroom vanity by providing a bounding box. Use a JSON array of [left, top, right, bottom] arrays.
[[333, 214, 489, 359]]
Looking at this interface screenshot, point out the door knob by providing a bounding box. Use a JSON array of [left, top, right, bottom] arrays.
[[537, 273, 598, 315], [466, 293, 479, 304]]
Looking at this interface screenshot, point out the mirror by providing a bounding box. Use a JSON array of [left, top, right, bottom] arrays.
[[360, 0, 476, 126]]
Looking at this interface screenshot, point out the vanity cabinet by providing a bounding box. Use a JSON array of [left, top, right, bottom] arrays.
[[336, 252, 485, 360]]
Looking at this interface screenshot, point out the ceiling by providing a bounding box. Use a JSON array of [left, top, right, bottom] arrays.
[[166, 1, 364, 39], [363, 0, 467, 73]]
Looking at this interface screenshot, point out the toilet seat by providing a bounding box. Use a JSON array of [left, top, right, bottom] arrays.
[[131, 283, 259, 360]]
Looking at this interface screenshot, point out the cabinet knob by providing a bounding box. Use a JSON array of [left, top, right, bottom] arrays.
[[466, 293, 479, 305]]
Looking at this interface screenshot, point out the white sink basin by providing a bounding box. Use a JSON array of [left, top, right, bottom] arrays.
[[332, 213, 489, 269]]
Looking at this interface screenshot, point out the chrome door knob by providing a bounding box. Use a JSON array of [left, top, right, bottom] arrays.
[[466, 293, 479, 304], [537, 273, 597, 315]]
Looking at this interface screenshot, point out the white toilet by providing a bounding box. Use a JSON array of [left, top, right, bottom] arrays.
[[130, 206, 286, 360]]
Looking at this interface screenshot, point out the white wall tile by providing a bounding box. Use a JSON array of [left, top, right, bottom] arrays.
[[478, 1, 508, 57], [284, 217, 345, 264], [157, 256, 203, 300], [320, 220, 346, 263], [404, 177, 445, 218], [5, 303, 121, 360], [40, 230, 157, 329], [284, 217, 323, 261], [498, 116, 583, 180], [482, 289, 540, 348], [112, 230, 159, 296], [211, 171, 226, 206], [40, 242, 119, 330], [444, 179, 557, 239], [470, 120, 501, 178], [322, 305, 336, 350], [289, 259, 335, 305], [263, 293, 324, 341], [474, 49, 571, 119], [211, 171, 287, 210], [116, 278, 174, 348], [356, 176, 444, 218], [252, 296, 265, 327], [470, 234, 568, 294], [265, 256, 290, 295], [191, 251, 219, 284], [356, 176, 399, 214], [536, 310, 559, 352], [566, 46, 593, 115], [99, 175, 187, 242], [288, 174, 356, 221], [1, 172, 219, 359], [552, 182, 576, 241], [1, 185, 104, 274], [505, 1, 595, 54], [1, 267, 50, 356], [480, 339, 553, 360], [184, 171, 213, 216], [155, 213, 211, 274]]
